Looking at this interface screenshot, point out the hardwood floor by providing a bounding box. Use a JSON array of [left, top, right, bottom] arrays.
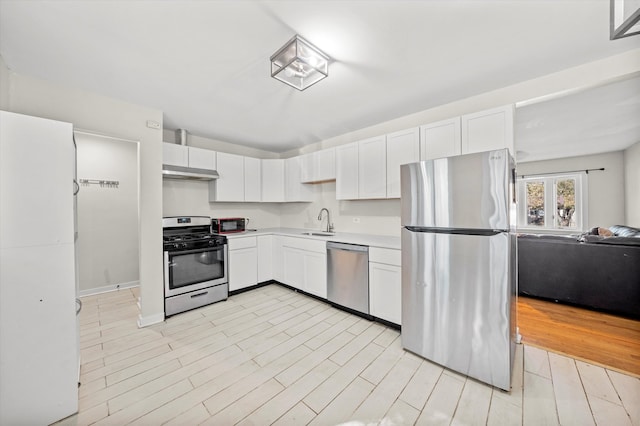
[[56, 285, 640, 425], [518, 296, 640, 377]]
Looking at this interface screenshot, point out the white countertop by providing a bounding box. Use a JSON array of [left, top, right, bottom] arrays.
[[222, 227, 401, 250]]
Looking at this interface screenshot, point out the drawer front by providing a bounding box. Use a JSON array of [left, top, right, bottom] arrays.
[[369, 247, 401, 266], [282, 236, 327, 254], [228, 236, 257, 250], [165, 284, 228, 317]]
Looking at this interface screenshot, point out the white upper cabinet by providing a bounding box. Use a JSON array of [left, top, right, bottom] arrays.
[[187, 146, 216, 170], [336, 142, 359, 200], [244, 156, 261, 202], [461, 105, 514, 155], [358, 135, 387, 199], [420, 117, 462, 160], [386, 128, 420, 198], [261, 159, 285, 202], [285, 157, 313, 202], [162, 143, 189, 167], [337, 136, 387, 200], [301, 148, 336, 183], [210, 151, 244, 202], [162, 143, 216, 170]]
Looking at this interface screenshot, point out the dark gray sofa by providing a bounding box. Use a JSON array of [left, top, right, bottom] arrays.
[[517, 225, 640, 319]]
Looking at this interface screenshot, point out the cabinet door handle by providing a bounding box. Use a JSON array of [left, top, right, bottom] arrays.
[[73, 179, 80, 195]]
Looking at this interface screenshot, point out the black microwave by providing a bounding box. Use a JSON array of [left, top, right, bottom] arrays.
[[212, 217, 246, 234]]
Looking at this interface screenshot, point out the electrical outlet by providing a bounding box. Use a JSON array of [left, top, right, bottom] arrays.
[[146, 120, 161, 129], [353, 217, 360, 223]]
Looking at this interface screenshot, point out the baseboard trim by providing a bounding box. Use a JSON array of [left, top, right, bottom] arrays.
[[137, 312, 164, 328], [78, 281, 139, 297]]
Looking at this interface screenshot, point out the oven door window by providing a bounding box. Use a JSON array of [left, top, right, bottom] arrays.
[[168, 247, 225, 289]]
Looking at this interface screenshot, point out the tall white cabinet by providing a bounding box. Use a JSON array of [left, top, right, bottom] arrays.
[[386, 128, 420, 198], [0, 111, 79, 425]]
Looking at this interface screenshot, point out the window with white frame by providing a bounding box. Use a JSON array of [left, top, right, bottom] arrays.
[[517, 172, 587, 231]]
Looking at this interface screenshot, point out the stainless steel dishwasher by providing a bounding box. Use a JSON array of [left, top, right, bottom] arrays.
[[327, 241, 370, 316]]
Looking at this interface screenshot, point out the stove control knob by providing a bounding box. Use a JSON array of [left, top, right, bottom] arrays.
[[173, 243, 180, 250], [208, 240, 216, 246], [179, 243, 188, 249]]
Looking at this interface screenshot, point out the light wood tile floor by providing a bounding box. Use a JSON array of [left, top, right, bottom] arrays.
[[57, 285, 639, 425]]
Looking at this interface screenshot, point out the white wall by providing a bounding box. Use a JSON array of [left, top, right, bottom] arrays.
[[5, 71, 165, 327], [163, 130, 279, 159], [279, 183, 402, 236], [162, 179, 282, 229], [0, 56, 9, 110], [624, 142, 640, 227], [516, 151, 626, 230], [76, 132, 139, 295]]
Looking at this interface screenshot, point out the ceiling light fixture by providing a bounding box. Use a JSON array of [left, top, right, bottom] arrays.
[[270, 35, 330, 91], [610, 0, 640, 39]]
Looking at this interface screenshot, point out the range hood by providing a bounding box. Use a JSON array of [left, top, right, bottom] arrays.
[[162, 164, 219, 181], [162, 129, 219, 181]]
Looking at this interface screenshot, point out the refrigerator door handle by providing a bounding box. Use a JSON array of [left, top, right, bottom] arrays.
[[512, 168, 517, 204], [404, 226, 505, 236]]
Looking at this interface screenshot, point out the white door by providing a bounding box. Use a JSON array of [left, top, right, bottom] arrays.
[[215, 152, 244, 201], [358, 135, 387, 199], [244, 156, 261, 202], [461, 105, 514, 155], [229, 247, 258, 291], [261, 159, 285, 202], [420, 117, 461, 160], [386, 128, 420, 198], [336, 142, 359, 200]]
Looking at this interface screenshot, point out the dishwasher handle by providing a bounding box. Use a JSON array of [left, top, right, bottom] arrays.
[[327, 241, 369, 253]]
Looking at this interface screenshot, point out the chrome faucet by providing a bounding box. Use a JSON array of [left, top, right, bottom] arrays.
[[318, 208, 334, 233]]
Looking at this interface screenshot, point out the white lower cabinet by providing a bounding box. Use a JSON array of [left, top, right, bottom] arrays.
[[272, 235, 284, 282], [281, 237, 327, 298], [304, 250, 327, 298], [228, 236, 258, 291], [283, 246, 305, 291], [368, 247, 401, 325], [257, 235, 273, 282], [232, 233, 401, 324]]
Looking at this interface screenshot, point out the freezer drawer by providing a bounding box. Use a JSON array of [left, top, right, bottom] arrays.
[[327, 242, 369, 315], [401, 228, 516, 390]]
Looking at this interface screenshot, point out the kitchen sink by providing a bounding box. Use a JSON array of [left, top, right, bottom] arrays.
[[300, 231, 335, 236]]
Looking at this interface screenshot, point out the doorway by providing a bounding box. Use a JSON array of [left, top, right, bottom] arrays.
[[74, 131, 139, 296]]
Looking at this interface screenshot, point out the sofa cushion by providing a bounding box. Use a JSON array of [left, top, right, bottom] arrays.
[[579, 235, 640, 246], [608, 225, 640, 237]]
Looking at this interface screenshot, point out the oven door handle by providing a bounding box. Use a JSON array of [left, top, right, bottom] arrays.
[[167, 246, 226, 257]]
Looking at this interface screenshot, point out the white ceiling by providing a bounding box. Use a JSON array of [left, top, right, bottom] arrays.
[[515, 73, 640, 162], [0, 0, 639, 154]]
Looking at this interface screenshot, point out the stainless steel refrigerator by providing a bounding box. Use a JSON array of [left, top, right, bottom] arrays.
[[400, 148, 517, 391]]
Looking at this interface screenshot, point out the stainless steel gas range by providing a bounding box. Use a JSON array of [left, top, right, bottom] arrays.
[[163, 216, 228, 317]]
